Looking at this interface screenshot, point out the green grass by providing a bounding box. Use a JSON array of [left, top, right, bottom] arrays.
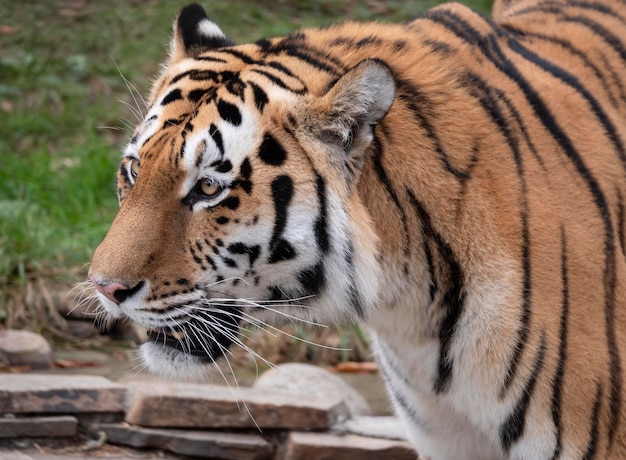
[[0, 0, 491, 327]]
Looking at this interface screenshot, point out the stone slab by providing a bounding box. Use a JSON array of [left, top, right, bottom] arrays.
[[90, 423, 273, 459], [0, 374, 126, 414], [125, 381, 350, 430], [0, 330, 51, 369], [284, 431, 418, 460], [254, 363, 372, 416], [337, 416, 408, 440], [0, 416, 77, 438]]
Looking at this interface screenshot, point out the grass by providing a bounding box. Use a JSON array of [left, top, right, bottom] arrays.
[[0, 0, 491, 337]]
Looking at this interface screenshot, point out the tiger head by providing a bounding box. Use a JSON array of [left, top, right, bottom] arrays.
[[88, 3, 395, 379]]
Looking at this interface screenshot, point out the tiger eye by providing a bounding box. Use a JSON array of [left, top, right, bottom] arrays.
[[200, 179, 222, 198], [129, 159, 140, 179]]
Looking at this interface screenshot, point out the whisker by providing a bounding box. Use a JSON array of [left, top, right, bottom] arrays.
[[202, 299, 326, 328], [118, 99, 145, 124], [97, 125, 126, 132], [185, 312, 280, 373], [236, 310, 350, 352], [111, 57, 148, 112]]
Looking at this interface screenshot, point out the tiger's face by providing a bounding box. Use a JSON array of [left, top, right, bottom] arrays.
[[89, 4, 393, 379]]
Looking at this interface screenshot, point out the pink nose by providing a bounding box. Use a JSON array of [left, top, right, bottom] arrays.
[[89, 275, 134, 304]]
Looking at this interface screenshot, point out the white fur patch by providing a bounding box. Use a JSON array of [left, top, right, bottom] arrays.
[[180, 103, 259, 205], [197, 19, 226, 39]]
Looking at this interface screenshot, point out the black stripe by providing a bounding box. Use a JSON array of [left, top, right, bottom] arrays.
[[499, 28, 622, 108], [376, 339, 414, 387], [387, 384, 427, 430], [220, 196, 240, 210], [395, 77, 471, 181], [563, 15, 626, 62], [194, 55, 228, 63], [249, 81, 269, 113], [506, 1, 626, 26], [297, 262, 325, 296], [314, 174, 330, 254], [567, 0, 626, 23], [597, 53, 626, 108], [227, 243, 261, 267], [188, 88, 210, 103], [420, 8, 484, 46], [371, 133, 410, 274], [426, 14, 622, 434], [407, 189, 465, 394], [161, 88, 183, 105], [582, 383, 603, 460], [507, 38, 626, 174], [260, 35, 344, 76], [464, 73, 532, 397], [214, 159, 232, 173], [267, 61, 297, 78], [487, 32, 622, 437], [258, 133, 287, 166], [422, 237, 438, 304], [550, 227, 570, 460], [376, 346, 427, 428], [269, 175, 294, 256], [268, 238, 296, 263], [500, 334, 547, 452], [238, 158, 253, 195], [209, 124, 224, 157], [216, 99, 242, 126], [491, 85, 545, 169], [618, 189, 626, 258], [345, 243, 365, 319], [171, 69, 220, 84], [215, 48, 257, 65], [250, 68, 307, 94]]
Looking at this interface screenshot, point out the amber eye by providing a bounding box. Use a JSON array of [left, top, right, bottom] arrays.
[[129, 158, 140, 179], [199, 178, 223, 198]]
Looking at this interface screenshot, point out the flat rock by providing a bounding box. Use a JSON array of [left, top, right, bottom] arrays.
[[0, 330, 51, 369], [65, 320, 99, 339], [0, 416, 77, 438], [125, 380, 350, 430], [90, 422, 273, 459], [337, 416, 408, 440], [0, 374, 126, 414], [284, 431, 418, 460], [254, 363, 371, 417]]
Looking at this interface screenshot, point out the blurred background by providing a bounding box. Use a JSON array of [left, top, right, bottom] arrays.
[[0, 0, 491, 375]]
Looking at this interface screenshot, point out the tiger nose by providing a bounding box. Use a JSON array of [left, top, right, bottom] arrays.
[[89, 275, 144, 304]]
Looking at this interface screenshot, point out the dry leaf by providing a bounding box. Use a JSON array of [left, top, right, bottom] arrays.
[[0, 25, 18, 35], [335, 361, 379, 373], [53, 359, 104, 368]]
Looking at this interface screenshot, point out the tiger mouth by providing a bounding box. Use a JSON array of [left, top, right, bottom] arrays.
[[145, 308, 241, 363]]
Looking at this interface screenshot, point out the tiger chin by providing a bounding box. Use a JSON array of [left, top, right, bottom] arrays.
[[89, 0, 626, 458]]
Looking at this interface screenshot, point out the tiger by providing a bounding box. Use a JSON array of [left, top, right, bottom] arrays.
[[88, 0, 626, 458]]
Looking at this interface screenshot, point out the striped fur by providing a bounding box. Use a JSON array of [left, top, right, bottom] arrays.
[[89, 1, 626, 458]]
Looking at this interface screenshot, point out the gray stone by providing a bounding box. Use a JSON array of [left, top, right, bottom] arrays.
[[0, 416, 77, 438], [65, 320, 99, 339], [284, 431, 419, 460], [337, 416, 409, 440], [90, 423, 273, 459], [0, 330, 51, 369], [0, 374, 126, 414], [59, 294, 100, 321], [254, 363, 372, 417], [125, 380, 350, 430]]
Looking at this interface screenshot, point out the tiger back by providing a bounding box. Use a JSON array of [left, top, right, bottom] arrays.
[[89, 0, 626, 458]]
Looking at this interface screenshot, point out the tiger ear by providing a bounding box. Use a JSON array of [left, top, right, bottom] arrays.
[[169, 3, 234, 64], [313, 59, 395, 174]]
